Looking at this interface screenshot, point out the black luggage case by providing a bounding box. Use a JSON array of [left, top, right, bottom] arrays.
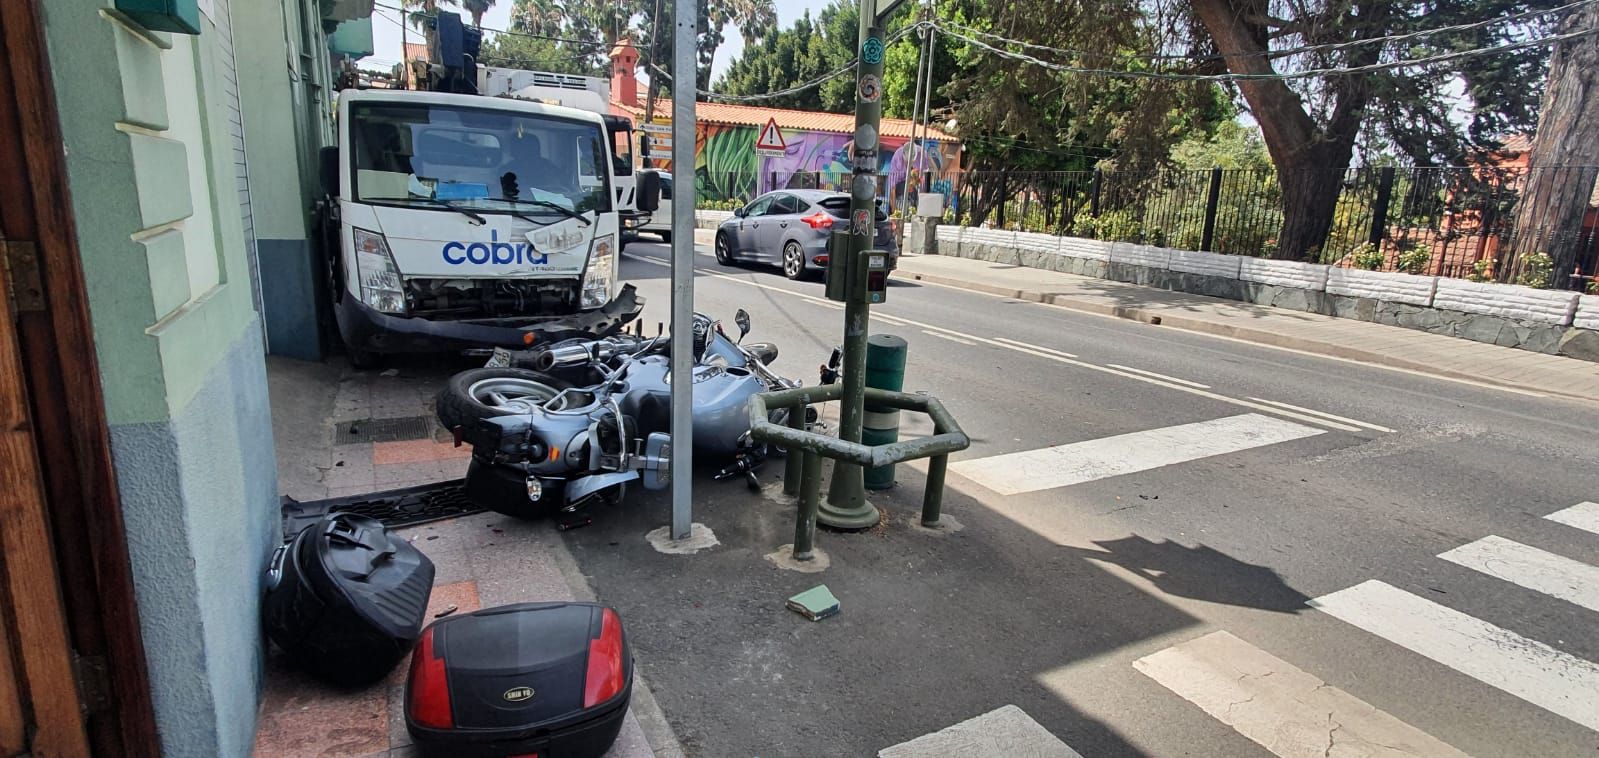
[[264, 513, 435, 686], [406, 602, 633, 757]]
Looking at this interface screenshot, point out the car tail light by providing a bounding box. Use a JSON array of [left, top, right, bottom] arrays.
[[814, 255, 829, 266], [583, 608, 625, 708], [407, 626, 453, 729], [802, 212, 833, 230]]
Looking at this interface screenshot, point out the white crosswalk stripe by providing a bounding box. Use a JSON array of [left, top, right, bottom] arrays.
[[1310, 580, 1599, 732], [1545, 501, 1599, 536], [949, 413, 1323, 496], [1438, 534, 1599, 613], [1136, 631, 1469, 758]]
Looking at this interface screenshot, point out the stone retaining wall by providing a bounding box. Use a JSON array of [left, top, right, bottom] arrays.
[[918, 220, 1599, 362]]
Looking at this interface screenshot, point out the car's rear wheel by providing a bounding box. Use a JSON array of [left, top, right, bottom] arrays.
[[715, 232, 735, 265], [782, 241, 806, 280]]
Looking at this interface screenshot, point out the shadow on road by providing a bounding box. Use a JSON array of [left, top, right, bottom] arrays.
[[1064, 535, 1311, 614]]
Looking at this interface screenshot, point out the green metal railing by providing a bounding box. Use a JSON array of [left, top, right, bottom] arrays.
[[749, 384, 969, 561]]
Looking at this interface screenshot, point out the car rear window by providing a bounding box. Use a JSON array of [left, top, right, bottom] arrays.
[[817, 197, 889, 221]]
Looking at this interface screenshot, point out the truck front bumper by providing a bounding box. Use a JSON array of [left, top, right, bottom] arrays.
[[336, 284, 644, 354]]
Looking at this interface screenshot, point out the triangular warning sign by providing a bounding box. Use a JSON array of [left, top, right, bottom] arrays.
[[755, 118, 787, 151]]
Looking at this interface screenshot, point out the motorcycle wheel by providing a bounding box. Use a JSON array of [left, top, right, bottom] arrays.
[[436, 367, 574, 431]]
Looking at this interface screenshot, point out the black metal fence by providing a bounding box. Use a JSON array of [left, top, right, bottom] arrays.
[[941, 166, 1599, 290]]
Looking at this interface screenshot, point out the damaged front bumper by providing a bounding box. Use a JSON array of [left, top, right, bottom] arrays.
[[336, 284, 645, 354]]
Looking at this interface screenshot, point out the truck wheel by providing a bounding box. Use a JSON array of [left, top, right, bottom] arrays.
[[346, 348, 381, 370], [657, 230, 673, 244], [436, 368, 573, 431]]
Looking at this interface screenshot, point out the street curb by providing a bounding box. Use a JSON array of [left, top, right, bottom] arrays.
[[546, 529, 689, 758], [902, 269, 1589, 402]]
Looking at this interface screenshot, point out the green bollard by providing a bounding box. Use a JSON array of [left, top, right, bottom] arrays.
[[863, 334, 907, 490]]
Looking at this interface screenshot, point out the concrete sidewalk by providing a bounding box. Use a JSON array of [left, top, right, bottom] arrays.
[[894, 253, 1599, 400]]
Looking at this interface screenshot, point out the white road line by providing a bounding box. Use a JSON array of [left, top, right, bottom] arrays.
[[993, 336, 1078, 358], [907, 275, 1553, 399], [966, 339, 1365, 432], [1545, 501, 1599, 536], [1106, 364, 1211, 389], [625, 252, 1362, 432], [1311, 580, 1599, 731], [1135, 630, 1469, 758], [1439, 535, 1599, 613], [1244, 397, 1396, 433], [949, 413, 1323, 496], [878, 705, 1082, 758], [922, 329, 975, 346]]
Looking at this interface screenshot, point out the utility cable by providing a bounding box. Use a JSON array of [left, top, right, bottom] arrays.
[[938, 0, 1597, 65], [936, 23, 1599, 82]]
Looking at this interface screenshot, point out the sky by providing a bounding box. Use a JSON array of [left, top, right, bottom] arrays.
[[366, 0, 833, 82]]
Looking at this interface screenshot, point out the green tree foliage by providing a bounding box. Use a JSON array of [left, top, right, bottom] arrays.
[[481, 0, 608, 75]]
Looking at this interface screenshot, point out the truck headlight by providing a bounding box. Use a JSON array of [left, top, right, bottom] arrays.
[[580, 234, 617, 309], [353, 227, 406, 314]]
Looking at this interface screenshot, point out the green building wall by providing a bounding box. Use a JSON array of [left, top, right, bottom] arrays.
[[42, 1, 281, 755]]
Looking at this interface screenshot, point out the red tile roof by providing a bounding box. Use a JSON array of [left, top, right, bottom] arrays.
[[613, 99, 955, 141], [1498, 134, 1533, 153]]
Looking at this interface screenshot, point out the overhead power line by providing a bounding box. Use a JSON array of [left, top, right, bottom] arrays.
[[938, 0, 1597, 66], [652, 23, 928, 103], [937, 23, 1599, 82], [370, 1, 607, 48]]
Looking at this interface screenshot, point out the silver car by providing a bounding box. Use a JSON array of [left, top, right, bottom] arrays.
[[714, 190, 898, 279]]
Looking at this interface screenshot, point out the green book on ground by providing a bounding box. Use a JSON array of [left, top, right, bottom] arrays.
[[786, 584, 840, 621]]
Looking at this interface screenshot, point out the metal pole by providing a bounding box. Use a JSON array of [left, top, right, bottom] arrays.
[[668, 0, 696, 540], [1200, 166, 1223, 252], [915, 13, 935, 194], [782, 400, 806, 496], [903, 18, 929, 224], [821, 7, 886, 529], [793, 451, 822, 560], [921, 453, 947, 527]]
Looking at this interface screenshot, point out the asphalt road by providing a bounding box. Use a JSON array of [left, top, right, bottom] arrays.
[[560, 239, 1599, 757]]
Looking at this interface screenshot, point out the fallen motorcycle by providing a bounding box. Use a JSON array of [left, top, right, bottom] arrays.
[[436, 309, 802, 520]]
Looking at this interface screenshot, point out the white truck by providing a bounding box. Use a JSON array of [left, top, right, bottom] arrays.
[[478, 68, 651, 236], [317, 88, 659, 366]]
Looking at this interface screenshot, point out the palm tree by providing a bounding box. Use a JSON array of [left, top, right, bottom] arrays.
[[404, 0, 458, 30], [510, 0, 563, 37], [461, 0, 495, 27], [700, 0, 775, 88]]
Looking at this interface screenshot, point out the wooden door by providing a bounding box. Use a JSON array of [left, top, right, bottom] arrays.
[[0, 0, 161, 754]]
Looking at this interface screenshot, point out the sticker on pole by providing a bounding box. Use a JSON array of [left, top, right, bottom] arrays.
[[755, 118, 787, 157], [852, 208, 872, 235], [862, 37, 884, 65], [859, 74, 882, 103]]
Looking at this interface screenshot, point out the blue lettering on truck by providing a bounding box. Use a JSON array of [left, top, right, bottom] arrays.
[[442, 230, 548, 265]]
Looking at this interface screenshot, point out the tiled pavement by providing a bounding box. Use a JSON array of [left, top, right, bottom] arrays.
[[257, 358, 672, 757]]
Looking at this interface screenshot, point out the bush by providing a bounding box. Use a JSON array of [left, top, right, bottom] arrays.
[[1467, 257, 1496, 283], [697, 198, 745, 212], [1351, 243, 1385, 271], [1069, 214, 1098, 238], [1588, 278, 1598, 295], [1396, 247, 1430, 274], [1517, 252, 1554, 289]]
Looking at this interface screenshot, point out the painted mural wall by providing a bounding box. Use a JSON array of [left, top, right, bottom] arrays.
[[682, 123, 960, 209]]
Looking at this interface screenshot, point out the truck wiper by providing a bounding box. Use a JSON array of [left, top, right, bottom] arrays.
[[391, 196, 488, 225], [503, 198, 591, 226]]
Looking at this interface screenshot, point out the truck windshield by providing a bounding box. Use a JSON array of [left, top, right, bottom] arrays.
[[349, 102, 613, 217]]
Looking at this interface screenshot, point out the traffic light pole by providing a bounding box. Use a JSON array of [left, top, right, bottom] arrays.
[[820, 8, 889, 530]]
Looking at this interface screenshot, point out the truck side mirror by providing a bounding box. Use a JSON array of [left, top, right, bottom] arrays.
[[636, 170, 660, 213], [319, 146, 339, 197]]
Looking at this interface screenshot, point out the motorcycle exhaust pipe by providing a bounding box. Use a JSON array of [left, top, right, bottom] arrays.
[[533, 343, 594, 371]]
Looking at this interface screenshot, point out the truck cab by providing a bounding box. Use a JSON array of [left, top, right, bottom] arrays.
[[318, 89, 655, 365]]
